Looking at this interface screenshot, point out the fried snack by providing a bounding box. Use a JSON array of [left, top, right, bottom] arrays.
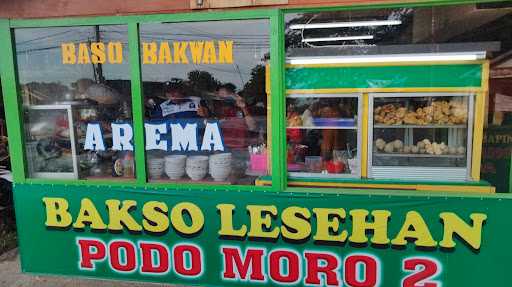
[[374, 100, 468, 126], [384, 143, 394, 153], [287, 112, 303, 127], [375, 138, 386, 151]]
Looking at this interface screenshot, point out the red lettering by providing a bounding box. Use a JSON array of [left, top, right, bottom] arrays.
[[304, 252, 340, 286], [140, 242, 170, 274], [222, 247, 265, 281], [402, 257, 440, 287], [77, 239, 106, 270], [344, 254, 379, 287], [173, 244, 203, 277], [269, 250, 300, 283], [109, 241, 137, 272]]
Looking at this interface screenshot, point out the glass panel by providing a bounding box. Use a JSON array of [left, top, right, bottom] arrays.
[[287, 94, 360, 177], [16, 25, 134, 180], [285, 4, 512, 57], [140, 20, 270, 185], [372, 94, 470, 168], [285, 2, 512, 189]]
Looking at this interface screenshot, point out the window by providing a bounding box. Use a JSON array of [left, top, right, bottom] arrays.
[[370, 93, 472, 181], [140, 20, 270, 185], [287, 94, 361, 178], [285, 2, 512, 188], [16, 25, 134, 180]]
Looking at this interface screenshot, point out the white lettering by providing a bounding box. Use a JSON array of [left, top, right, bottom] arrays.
[[84, 124, 105, 151], [171, 123, 199, 152], [201, 122, 224, 152], [111, 123, 133, 151], [145, 123, 168, 151]]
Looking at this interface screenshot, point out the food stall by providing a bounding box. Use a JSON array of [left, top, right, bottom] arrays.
[[262, 59, 493, 192], [0, 1, 512, 287]]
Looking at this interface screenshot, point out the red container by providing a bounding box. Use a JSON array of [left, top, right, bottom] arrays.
[[327, 160, 346, 174], [286, 128, 303, 143]]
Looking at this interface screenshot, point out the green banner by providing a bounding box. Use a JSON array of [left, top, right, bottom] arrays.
[[286, 64, 483, 90], [14, 184, 511, 286]]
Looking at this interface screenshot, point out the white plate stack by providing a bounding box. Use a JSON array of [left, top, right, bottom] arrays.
[[186, 156, 209, 181], [209, 153, 232, 182], [164, 155, 187, 180], [147, 158, 165, 179]]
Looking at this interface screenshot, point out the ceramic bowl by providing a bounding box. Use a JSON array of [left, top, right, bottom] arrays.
[[186, 168, 208, 181]]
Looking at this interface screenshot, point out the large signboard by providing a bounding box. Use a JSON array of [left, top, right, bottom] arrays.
[[15, 184, 511, 286]]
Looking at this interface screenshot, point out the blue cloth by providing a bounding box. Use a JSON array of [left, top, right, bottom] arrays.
[[150, 97, 203, 119]]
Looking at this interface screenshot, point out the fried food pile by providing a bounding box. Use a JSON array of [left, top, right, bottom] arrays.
[[375, 100, 467, 125], [375, 138, 466, 156]]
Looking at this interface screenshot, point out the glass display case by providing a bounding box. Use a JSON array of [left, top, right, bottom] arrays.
[[24, 101, 135, 180], [24, 105, 79, 179], [286, 93, 362, 178], [368, 93, 474, 181]]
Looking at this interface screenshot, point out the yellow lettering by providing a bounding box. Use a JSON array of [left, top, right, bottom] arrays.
[[281, 206, 311, 241], [349, 209, 391, 245], [105, 199, 142, 232], [202, 41, 217, 64], [90, 42, 106, 64], [170, 202, 204, 235], [439, 212, 487, 250], [312, 208, 348, 243], [158, 42, 172, 64], [77, 43, 90, 64], [143, 42, 158, 64], [107, 42, 123, 64], [173, 42, 189, 64], [61, 43, 76, 64], [246, 205, 279, 239], [42, 197, 73, 228], [72, 198, 107, 230], [217, 204, 247, 238], [391, 211, 437, 248], [189, 41, 204, 64], [142, 201, 170, 233], [218, 40, 233, 64]]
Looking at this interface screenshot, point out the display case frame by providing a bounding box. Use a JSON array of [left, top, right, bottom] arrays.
[[0, 10, 288, 192], [278, 56, 492, 191], [368, 92, 475, 182]]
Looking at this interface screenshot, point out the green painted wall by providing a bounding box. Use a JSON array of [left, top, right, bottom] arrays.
[[286, 64, 483, 90], [14, 184, 511, 286]]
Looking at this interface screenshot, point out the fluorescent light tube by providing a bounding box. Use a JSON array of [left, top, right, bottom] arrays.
[[303, 35, 374, 43], [290, 20, 402, 30], [287, 52, 487, 65]]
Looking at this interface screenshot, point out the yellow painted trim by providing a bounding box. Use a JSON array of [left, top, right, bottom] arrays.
[[286, 60, 487, 69], [255, 179, 494, 193], [287, 87, 484, 94], [471, 61, 490, 181], [361, 93, 369, 178], [255, 179, 266, 186], [265, 63, 271, 95], [289, 182, 494, 193]]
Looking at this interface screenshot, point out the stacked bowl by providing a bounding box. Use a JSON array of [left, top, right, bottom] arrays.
[[164, 155, 187, 180], [209, 153, 232, 182], [186, 156, 209, 181], [147, 158, 165, 179]]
